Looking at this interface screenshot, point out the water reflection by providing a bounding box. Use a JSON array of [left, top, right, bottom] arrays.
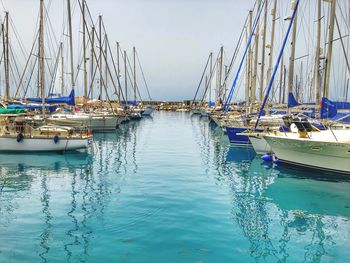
[[0, 120, 143, 262], [0, 113, 349, 262], [199, 116, 350, 262]]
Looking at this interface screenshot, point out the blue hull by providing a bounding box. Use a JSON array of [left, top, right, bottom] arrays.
[[226, 127, 251, 146]]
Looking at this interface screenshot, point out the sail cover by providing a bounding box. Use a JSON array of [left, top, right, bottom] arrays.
[[26, 89, 75, 106], [320, 97, 350, 120], [288, 92, 300, 108]]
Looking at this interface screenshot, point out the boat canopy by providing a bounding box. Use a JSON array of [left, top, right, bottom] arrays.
[[7, 104, 58, 113], [0, 108, 26, 115], [26, 89, 75, 106]]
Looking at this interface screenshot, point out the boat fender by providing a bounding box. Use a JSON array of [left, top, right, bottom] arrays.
[[272, 155, 280, 164], [16, 133, 24, 143], [261, 154, 273, 162], [53, 135, 60, 144]]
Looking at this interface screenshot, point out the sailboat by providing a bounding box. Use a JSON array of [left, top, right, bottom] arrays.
[[0, 0, 92, 152], [255, 0, 350, 174]]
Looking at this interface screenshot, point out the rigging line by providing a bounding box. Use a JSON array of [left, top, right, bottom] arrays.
[[104, 36, 125, 101], [44, 5, 60, 51], [23, 57, 38, 98], [337, 1, 350, 31], [200, 52, 220, 104], [8, 56, 19, 95], [48, 45, 62, 95], [14, 31, 39, 97], [223, 0, 266, 111], [9, 42, 23, 85], [221, 13, 248, 94], [192, 53, 212, 105], [255, 0, 300, 129], [135, 50, 151, 101], [125, 51, 143, 103], [76, 1, 117, 112], [101, 20, 125, 101], [9, 16, 28, 59]]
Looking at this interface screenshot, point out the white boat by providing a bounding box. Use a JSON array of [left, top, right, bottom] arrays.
[[0, 116, 92, 152], [142, 105, 153, 116], [48, 112, 119, 132], [246, 132, 272, 154], [264, 127, 350, 174]]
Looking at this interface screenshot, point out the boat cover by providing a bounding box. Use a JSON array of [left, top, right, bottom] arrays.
[[26, 89, 75, 106], [0, 108, 26, 114]]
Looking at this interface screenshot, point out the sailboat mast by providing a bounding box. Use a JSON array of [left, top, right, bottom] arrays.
[[216, 46, 223, 105], [4, 12, 9, 101], [287, 2, 298, 111], [105, 34, 108, 96], [82, 0, 87, 98], [246, 10, 253, 106], [259, 0, 268, 102], [39, 0, 45, 116], [251, 0, 261, 105], [124, 50, 128, 105], [133, 46, 137, 104], [60, 42, 64, 95], [116, 41, 121, 103], [314, 0, 322, 105], [90, 26, 95, 99], [67, 0, 75, 90], [323, 0, 337, 99], [99, 15, 103, 105], [266, 0, 277, 100], [279, 55, 284, 103], [209, 52, 213, 105]]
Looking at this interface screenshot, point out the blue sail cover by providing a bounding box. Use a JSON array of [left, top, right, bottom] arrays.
[[127, 101, 137, 106], [209, 101, 215, 107], [7, 104, 57, 113], [320, 97, 350, 121], [288, 92, 300, 108], [27, 89, 75, 106]]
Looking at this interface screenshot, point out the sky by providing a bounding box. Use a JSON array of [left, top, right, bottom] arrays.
[[0, 0, 349, 102], [0, 0, 252, 101]]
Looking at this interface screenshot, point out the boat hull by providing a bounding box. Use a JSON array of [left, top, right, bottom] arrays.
[[90, 116, 118, 132], [142, 106, 153, 116], [226, 127, 265, 147], [264, 136, 350, 174], [248, 135, 272, 155], [0, 137, 90, 152]]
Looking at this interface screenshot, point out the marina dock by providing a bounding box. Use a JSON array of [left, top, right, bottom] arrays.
[[0, 0, 349, 262]]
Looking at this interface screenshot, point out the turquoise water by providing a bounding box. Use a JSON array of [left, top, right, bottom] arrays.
[[0, 111, 349, 263]]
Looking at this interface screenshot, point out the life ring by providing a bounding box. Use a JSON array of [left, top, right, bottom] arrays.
[[16, 133, 24, 143], [53, 135, 60, 144]]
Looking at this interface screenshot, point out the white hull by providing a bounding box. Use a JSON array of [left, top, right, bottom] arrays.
[[49, 113, 118, 132], [90, 116, 118, 131], [142, 106, 153, 116], [264, 131, 350, 174], [0, 136, 90, 152], [249, 135, 272, 155]]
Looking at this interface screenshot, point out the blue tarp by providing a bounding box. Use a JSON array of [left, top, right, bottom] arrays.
[[27, 89, 75, 106], [7, 104, 58, 113]]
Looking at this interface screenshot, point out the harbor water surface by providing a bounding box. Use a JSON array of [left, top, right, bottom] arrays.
[[0, 112, 349, 262]]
